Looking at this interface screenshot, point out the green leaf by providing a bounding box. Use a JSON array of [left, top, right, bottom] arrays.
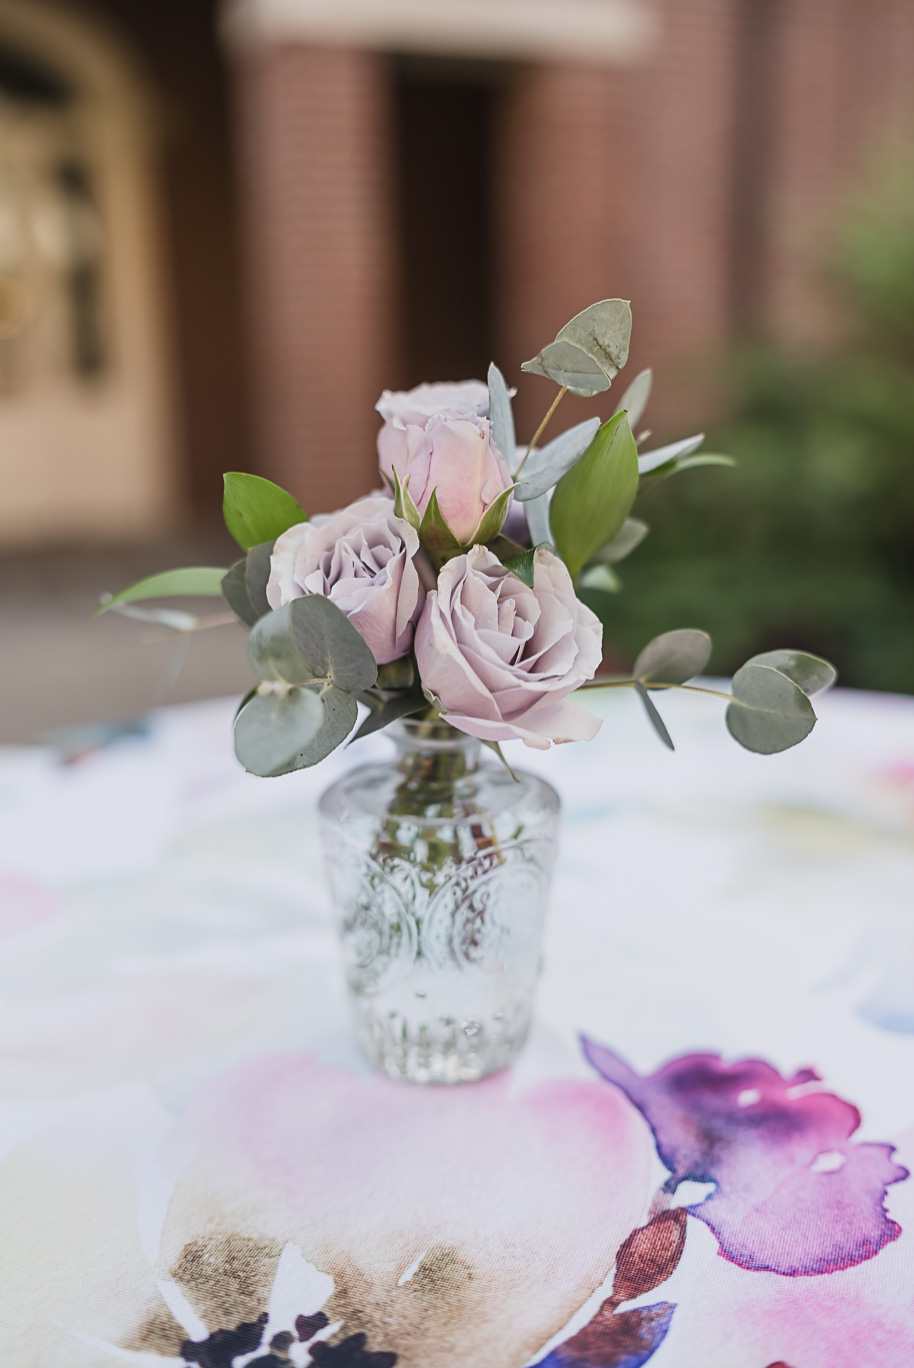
[[223, 472, 306, 551], [549, 411, 639, 581], [392, 467, 421, 529], [634, 628, 711, 685], [247, 604, 314, 684], [290, 594, 378, 692], [233, 686, 324, 776], [97, 566, 228, 614], [488, 362, 516, 470], [470, 484, 516, 545], [221, 560, 258, 626], [613, 367, 653, 430], [643, 453, 737, 483], [638, 434, 705, 475], [592, 516, 649, 564], [726, 663, 817, 754], [578, 563, 622, 593], [503, 546, 538, 587], [514, 418, 600, 502], [349, 690, 427, 743], [746, 649, 837, 696], [521, 338, 611, 397], [244, 542, 274, 621], [635, 680, 675, 750], [266, 685, 358, 773], [418, 488, 462, 553], [485, 534, 527, 564], [376, 657, 416, 691]]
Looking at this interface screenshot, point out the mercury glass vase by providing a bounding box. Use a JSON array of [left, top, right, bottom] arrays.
[[318, 718, 560, 1084]]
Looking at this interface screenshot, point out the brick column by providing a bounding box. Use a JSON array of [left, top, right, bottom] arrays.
[[496, 0, 741, 441], [231, 44, 396, 514]]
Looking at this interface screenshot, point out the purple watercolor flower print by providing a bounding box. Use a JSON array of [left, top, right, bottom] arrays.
[[583, 1040, 909, 1276]]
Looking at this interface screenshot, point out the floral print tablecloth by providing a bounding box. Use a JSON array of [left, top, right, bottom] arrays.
[[1, 686, 913, 1367]]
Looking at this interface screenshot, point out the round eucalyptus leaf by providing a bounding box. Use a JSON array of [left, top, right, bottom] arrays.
[[634, 629, 711, 685], [522, 339, 611, 397], [746, 650, 837, 697], [221, 559, 258, 627], [247, 604, 314, 684], [515, 418, 601, 502], [557, 299, 632, 378], [234, 687, 324, 776], [726, 663, 817, 754], [594, 517, 649, 565], [290, 595, 377, 692], [267, 686, 358, 773], [245, 542, 274, 621]]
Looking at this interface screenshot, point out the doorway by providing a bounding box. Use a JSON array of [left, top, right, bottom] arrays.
[[393, 57, 502, 388]]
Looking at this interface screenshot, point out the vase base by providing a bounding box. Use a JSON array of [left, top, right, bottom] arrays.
[[354, 1005, 531, 1084]]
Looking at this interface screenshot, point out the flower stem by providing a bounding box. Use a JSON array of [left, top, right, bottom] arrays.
[[580, 678, 733, 702], [515, 386, 568, 477]]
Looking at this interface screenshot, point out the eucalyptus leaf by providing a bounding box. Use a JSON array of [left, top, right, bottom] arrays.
[[503, 546, 537, 588], [635, 681, 675, 751], [267, 685, 358, 773], [521, 339, 611, 397], [245, 542, 274, 620], [514, 418, 601, 502], [350, 690, 427, 743], [247, 604, 314, 684], [233, 686, 324, 776], [613, 368, 653, 430], [726, 663, 817, 754], [638, 434, 705, 475], [746, 650, 837, 696], [593, 517, 649, 564], [471, 484, 516, 545], [487, 362, 516, 471], [221, 560, 258, 627], [524, 490, 552, 548], [549, 412, 639, 581], [578, 563, 622, 593], [557, 299, 632, 378], [290, 594, 377, 692], [634, 629, 711, 685], [223, 473, 306, 551], [97, 566, 227, 614]]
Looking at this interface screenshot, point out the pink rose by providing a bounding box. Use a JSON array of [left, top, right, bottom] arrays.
[[375, 381, 512, 544], [415, 545, 603, 749], [266, 495, 424, 664]]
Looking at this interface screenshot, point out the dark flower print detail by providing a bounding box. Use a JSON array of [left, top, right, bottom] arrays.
[[537, 1303, 676, 1368], [583, 1039, 909, 1276], [310, 1331, 397, 1366], [182, 1312, 269, 1368]]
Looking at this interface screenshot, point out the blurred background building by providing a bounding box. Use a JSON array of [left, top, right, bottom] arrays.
[[1, 0, 913, 739]]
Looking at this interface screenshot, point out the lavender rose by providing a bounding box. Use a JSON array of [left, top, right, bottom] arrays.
[[266, 495, 425, 664], [375, 381, 512, 545], [415, 545, 603, 749]]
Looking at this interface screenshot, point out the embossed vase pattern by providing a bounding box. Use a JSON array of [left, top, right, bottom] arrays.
[[319, 720, 561, 1083]]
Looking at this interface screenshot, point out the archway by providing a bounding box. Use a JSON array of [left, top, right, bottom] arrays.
[[0, 0, 177, 545]]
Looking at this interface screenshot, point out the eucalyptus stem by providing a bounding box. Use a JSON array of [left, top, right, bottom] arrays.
[[581, 678, 734, 702], [515, 386, 568, 477]]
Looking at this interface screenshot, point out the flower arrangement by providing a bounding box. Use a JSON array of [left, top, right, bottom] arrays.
[[102, 299, 835, 774]]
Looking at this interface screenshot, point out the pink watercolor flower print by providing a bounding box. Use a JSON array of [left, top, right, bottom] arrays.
[[582, 1040, 909, 1276]]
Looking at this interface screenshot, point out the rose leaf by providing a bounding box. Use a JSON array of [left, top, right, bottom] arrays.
[[223, 472, 307, 551], [96, 566, 227, 615], [549, 411, 640, 581]]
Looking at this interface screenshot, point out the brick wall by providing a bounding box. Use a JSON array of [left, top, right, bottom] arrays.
[[231, 44, 396, 514]]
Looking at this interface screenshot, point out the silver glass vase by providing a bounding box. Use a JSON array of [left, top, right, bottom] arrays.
[[318, 718, 560, 1084]]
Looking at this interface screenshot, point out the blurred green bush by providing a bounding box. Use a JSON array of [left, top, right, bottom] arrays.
[[599, 170, 914, 693]]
